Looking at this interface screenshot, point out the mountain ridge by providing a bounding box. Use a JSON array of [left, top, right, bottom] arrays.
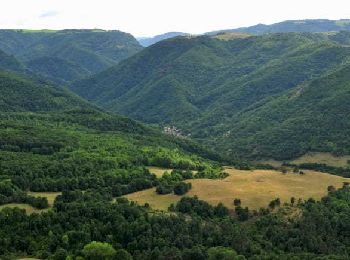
[[207, 19, 350, 35]]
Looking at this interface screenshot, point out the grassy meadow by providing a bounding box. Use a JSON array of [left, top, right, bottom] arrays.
[[126, 167, 349, 210]]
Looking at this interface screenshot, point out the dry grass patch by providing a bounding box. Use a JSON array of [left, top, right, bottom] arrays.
[[254, 159, 283, 168], [126, 168, 349, 211], [27, 191, 61, 206], [257, 152, 350, 168], [290, 152, 350, 168], [147, 166, 197, 178], [125, 188, 180, 210], [147, 166, 174, 178]]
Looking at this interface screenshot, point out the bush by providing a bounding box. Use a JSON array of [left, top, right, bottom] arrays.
[[82, 241, 116, 260], [233, 198, 241, 206], [156, 183, 173, 195], [269, 198, 281, 209], [173, 182, 192, 195], [207, 246, 242, 260]]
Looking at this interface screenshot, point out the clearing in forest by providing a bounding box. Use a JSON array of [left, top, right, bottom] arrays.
[[27, 191, 62, 206], [0, 192, 61, 214], [147, 166, 175, 178], [147, 166, 197, 178]]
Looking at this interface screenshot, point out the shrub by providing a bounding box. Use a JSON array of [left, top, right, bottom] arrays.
[[173, 182, 192, 195]]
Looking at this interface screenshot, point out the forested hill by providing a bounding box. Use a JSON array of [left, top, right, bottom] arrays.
[[207, 19, 350, 35], [0, 29, 143, 84], [0, 65, 221, 164], [0, 69, 91, 112], [70, 31, 350, 160]]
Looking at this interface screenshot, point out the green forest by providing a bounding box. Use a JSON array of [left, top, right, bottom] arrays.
[[1, 21, 350, 259], [71, 31, 350, 160]]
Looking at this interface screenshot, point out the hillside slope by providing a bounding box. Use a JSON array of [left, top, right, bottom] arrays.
[[71, 31, 350, 160], [0, 29, 142, 84], [0, 70, 91, 112], [217, 64, 350, 160]]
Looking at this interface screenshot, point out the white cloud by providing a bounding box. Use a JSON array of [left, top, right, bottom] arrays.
[[39, 10, 60, 19], [0, 0, 349, 36]]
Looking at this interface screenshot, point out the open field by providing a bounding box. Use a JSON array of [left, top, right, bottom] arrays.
[[126, 168, 349, 210]]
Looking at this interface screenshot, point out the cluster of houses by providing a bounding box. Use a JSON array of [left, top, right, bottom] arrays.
[[163, 126, 186, 138]]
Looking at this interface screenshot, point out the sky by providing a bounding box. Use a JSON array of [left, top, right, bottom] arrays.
[[0, 0, 349, 37]]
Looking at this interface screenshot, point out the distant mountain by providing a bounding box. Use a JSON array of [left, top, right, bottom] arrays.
[[71, 31, 350, 160], [136, 19, 350, 48], [207, 19, 350, 35], [0, 29, 143, 84], [137, 32, 189, 46]]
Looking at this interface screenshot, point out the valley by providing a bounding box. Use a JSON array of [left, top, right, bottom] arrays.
[[71, 30, 350, 160], [0, 15, 350, 259]]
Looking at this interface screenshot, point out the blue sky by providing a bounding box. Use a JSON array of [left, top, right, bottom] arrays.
[[0, 0, 349, 37]]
